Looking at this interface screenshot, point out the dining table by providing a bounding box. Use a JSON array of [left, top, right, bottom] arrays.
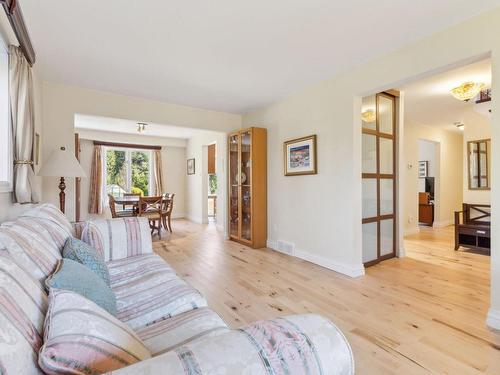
[[114, 195, 171, 208]]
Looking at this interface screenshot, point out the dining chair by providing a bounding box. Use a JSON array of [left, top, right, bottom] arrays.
[[138, 196, 163, 238], [123, 192, 141, 211], [108, 194, 135, 218], [161, 193, 175, 233]]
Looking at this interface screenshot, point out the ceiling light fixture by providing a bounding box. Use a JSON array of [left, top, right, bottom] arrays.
[[361, 109, 376, 123], [454, 121, 464, 130], [450, 82, 485, 102], [137, 122, 147, 133]]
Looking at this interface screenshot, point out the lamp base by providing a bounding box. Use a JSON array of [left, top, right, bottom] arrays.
[[59, 177, 66, 213]]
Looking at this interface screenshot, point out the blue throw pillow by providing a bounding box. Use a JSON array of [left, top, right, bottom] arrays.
[[45, 259, 117, 316], [63, 237, 111, 286]]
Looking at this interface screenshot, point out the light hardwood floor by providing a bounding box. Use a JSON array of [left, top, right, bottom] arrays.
[[154, 221, 500, 374]]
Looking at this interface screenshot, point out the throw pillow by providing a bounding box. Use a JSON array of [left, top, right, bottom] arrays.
[[63, 237, 111, 286], [45, 258, 117, 315], [39, 288, 151, 375]]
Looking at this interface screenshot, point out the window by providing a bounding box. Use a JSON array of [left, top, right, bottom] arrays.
[[104, 148, 152, 198], [0, 34, 11, 192]]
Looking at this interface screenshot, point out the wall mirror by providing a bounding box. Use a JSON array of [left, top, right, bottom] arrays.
[[467, 139, 491, 190]]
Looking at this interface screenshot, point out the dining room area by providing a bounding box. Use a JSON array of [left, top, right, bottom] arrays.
[[73, 113, 228, 238], [108, 193, 175, 238]]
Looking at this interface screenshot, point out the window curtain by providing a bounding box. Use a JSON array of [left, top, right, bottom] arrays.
[[153, 149, 164, 195], [88, 145, 103, 214], [9, 45, 39, 203]]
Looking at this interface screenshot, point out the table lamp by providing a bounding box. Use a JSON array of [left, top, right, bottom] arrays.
[[38, 146, 87, 213]]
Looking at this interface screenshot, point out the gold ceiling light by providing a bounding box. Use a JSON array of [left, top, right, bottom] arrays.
[[137, 122, 147, 133], [361, 109, 376, 123], [450, 82, 485, 102]]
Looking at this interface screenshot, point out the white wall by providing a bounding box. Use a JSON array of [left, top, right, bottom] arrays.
[[41, 82, 241, 222], [186, 131, 227, 231], [77, 130, 187, 221], [243, 7, 500, 327], [403, 123, 463, 235], [463, 109, 491, 204], [418, 140, 437, 193]]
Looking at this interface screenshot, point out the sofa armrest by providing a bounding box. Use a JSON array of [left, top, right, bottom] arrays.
[[106, 314, 354, 375], [79, 217, 153, 261]]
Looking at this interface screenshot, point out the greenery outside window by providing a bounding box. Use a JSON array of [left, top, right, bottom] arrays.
[[105, 148, 152, 198]]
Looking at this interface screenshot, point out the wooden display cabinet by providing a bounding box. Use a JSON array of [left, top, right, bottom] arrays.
[[228, 127, 267, 248]]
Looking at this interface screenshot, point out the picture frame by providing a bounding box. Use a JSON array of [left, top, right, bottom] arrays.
[[418, 161, 428, 178], [187, 158, 195, 175], [283, 134, 317, 176], [35, 132, 40, 165]]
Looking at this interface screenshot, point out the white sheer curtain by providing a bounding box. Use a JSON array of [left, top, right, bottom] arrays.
[[9, 45, 39, 203]]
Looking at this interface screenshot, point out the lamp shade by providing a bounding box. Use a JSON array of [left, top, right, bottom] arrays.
[[38, 147, 87, 178]]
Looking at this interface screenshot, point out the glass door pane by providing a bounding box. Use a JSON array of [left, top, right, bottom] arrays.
[[361, 95, 376, 130], [380, 219, 394, 256], [362, 222, 378, 263], [379, 179, 393, 215], [106, 149, 127, 197], [229, 134, 240, 238], [379, 138, 393, 174], [362, 179, 377, 219], [131, 151, 150, 196], [241, 131, 252, 241], [378, 95, 394, 134], [362, 134, 377, 173]]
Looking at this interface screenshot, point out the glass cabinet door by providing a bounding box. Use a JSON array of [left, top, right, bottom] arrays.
[[229, 133, 240, 238], [241, 131, 252, 241]]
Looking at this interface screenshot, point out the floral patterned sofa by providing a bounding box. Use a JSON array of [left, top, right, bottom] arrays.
[[0, 204, 354, 374]]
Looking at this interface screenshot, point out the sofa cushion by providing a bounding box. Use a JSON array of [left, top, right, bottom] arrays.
[[0, 250, 48, 375], [136, 307, 228, 355], [81, 217, 153, 261], [45, 259, 117, 315], [39, 289, 151, 375], [107, 254, 207, 330], [0, 219, 62, 285], [20, 203, 74, 239], [63, 237, 111, 286]]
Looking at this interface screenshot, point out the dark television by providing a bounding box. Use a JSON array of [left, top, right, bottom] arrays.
[[425, 177, 435, 200]]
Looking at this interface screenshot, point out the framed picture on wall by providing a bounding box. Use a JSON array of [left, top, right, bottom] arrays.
[[283, 134, 317, 176], [187, 158, 195, 175], [418, 161, 428, 178]]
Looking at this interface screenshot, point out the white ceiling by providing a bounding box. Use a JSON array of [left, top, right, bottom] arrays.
[[402, 58, 491, 131], [22, 0, 500, 114], [75, 114, 215, 139]]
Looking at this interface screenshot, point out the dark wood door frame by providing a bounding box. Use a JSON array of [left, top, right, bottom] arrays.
[[362, 92, 397, 267]]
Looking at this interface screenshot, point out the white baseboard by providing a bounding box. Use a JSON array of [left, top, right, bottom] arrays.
[[433, 219, 453, 228], [487, 308, 500, 331], [186, 215, 204, 224], [266, 239, 365, 278], [171, 213, 186, 219]]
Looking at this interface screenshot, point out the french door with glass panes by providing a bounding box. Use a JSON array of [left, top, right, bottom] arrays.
[[362, 92, 397, 266]]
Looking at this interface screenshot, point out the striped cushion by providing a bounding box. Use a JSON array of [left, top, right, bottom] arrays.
[[136, 307, 228, 355], [39, 289, 151, 375], [108, 254, 207, 330], [81, 217, 153, 261], [0, 250, 48, 375], [20, 204, 74, 241], [0, 219, 62, 285]]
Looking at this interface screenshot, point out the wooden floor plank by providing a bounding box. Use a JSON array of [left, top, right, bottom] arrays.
[[154, 221, 500, 374]]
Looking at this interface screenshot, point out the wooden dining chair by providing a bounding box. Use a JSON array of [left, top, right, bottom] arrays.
[[161, 193, 175, 233], [108, 194, 135, 218], [138, 196, 163, 238]]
